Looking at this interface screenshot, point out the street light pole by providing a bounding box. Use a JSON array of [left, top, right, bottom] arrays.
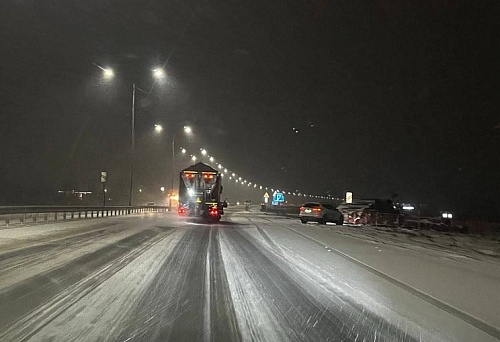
[[170, 133, 176, 208], [168, 125, 191, 209], [97, 65, 165, 208], [129, 83, 136, 207]]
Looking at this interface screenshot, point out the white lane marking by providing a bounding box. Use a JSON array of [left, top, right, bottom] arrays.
[[204, 228, 212, 342]]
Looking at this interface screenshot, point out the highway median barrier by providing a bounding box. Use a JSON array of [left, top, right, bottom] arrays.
[[0, 205, 170, 227]]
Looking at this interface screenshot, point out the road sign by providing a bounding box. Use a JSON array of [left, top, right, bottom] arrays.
[[195, 197, 201, 203], [345, 191, 353, 203], [263, 192, 269, 204], [263, 192, 269, 198], [272, 191, 285, 205], [100, 171, 107, 183]]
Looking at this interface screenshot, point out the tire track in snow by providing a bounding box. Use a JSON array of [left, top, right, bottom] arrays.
[[257, 215, 500, 341], [219, 226, 415, 342]]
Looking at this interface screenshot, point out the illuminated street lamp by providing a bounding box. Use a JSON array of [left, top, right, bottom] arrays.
[[153, 68, 165, 79], [103, 68, 114, 79], [154, 124, 163, 133]]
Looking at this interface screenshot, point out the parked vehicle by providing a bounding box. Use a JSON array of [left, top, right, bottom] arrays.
[[299, 202, 344, 225], [336, 199, 403, 226]]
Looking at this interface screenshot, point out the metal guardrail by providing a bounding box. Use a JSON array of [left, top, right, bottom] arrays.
[[0, 205, 170, 226], [260, 204, 300, 216]]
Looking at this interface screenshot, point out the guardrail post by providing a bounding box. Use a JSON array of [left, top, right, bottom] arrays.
[[20, 214, 25, 224]]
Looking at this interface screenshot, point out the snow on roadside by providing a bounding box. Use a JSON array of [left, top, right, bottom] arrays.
[[332, 224, 500, 259]]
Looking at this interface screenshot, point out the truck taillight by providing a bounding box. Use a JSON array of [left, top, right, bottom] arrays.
[[178, 207, 187, 214], [209, 207, 218, 216]]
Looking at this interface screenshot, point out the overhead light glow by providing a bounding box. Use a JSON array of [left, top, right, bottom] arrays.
[[103, 68, 114, 79], [154, 124, 163, 133], [153, 68, 165, 79]]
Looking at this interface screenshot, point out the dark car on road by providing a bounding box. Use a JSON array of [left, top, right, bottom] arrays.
[[299, 202, 344, 225]]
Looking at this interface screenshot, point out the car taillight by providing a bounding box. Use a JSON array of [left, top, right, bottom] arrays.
[[209, 207, 218, 216], [299, 207, 305, 211], [313, 208, 322, 212], [178, 207, 187, 214]]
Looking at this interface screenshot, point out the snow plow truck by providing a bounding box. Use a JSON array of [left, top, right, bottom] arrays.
[[178, 162, 226, 222]]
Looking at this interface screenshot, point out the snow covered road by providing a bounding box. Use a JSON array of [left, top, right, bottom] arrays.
[[0, 211, 497, 341]]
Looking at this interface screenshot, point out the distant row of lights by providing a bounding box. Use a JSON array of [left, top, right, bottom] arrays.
[[179, 147, 342, 201]]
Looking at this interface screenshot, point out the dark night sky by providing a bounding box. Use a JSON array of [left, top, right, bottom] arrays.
[[1, 0, 499, 219]]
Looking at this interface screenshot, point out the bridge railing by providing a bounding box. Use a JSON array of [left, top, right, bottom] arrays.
[[0, 205, 170, 226]]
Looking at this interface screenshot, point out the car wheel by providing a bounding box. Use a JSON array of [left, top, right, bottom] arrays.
[[336, 216, 344, 225], [300, 218, 308, 224], [319, 216, 327, 224]]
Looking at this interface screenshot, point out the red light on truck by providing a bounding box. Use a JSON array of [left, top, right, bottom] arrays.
[[208, 207, 218, 216]]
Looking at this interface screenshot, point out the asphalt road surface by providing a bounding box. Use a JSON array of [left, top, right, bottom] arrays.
[[0, 209, 497, 341]]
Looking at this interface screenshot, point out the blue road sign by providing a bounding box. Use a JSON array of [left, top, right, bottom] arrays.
[[272, 191, 285, 205]]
